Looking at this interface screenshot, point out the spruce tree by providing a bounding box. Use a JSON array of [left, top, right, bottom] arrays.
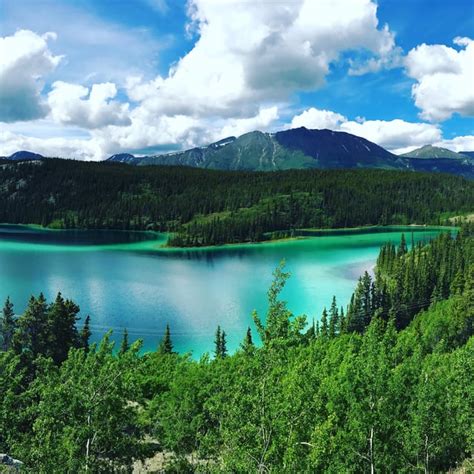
[[240, 327, 254, 353], [214, 326, 227, 358], [220, 330, 228, 358], [119, 329, 129, 356], [320, 308, 329, 338], [0, 297, 15, 352], [329, 296, 339, 338], [398, 233, 408, 256], [158, 324, 174, 354], [14, 293, 49, 357], [214, 325, 222, 358], [47, 293, 80, 364], [80, 315, 92, 352]]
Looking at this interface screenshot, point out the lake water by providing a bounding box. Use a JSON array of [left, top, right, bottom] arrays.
[[0, 224, 452, 356]]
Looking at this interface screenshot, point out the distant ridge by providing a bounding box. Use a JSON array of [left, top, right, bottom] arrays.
[[107, 153, 142, 165], [400, 145, 473, 178], [8, 151, 44, 161], [401, 145, 469, 160]]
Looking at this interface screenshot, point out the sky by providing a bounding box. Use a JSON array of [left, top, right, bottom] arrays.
[[0, 0, 473, 160]]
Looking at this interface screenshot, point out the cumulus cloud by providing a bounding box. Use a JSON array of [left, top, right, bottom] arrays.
[[290, 108, 346, 130], [340, 119, 442, 153], [0, 130, 103, 161], [48, 81, 131, 129], [435, 135, 474, 153], [0, 30, 62, 122], [219, 107, 279, 138], [405, 37, 474, 121], [127, 0, 399, 118], [95, 112, 204, 155], [290, 107, 442, 153]]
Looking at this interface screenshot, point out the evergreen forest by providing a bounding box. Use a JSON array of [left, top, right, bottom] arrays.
[[0, 159, 473, 246]]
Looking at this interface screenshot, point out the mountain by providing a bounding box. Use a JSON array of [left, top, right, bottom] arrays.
[[401, 145, 473, 179], [401, 145, 470, 160], [138, 128, 408, 171], [8, 151, 44, 161], [106, 153, 143, 165]]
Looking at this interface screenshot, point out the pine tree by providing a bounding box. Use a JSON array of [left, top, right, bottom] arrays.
[[0, 297, 15, 352], [80, 315, 92, 352], [119, 328, 129, 356], [329, 296, 339, 338], [240, 327, 254, 353], [214, 325, 222, 358], [220, 330, 228, 358], [14, 293, 49, 358], [214, 325, 227, 358], [339, 307, 346, 333], [320, 308, 329, 338], [398, 233, 408, 256], [158, 324, 174, 354], [47, 293, 80, 364]]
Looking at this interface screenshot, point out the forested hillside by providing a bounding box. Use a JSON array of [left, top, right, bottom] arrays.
[[0, 227, 473, 472], [1, 159, 473, 246]]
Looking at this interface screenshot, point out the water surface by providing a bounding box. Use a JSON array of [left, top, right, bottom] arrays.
[[0, 225, 452, 355]]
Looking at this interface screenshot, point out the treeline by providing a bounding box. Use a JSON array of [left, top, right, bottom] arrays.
[[0, 159, 473, 246], [0, 230, 473, 471], [345, 226, 473, 331]]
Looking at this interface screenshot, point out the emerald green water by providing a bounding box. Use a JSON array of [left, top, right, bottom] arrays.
[[0, 225, 452, 356]]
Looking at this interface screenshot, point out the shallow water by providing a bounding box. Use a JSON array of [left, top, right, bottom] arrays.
[[0, 224, 452, 356]]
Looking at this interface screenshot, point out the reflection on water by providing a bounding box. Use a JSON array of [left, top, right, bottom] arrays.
[[0, 224, 159, 246]]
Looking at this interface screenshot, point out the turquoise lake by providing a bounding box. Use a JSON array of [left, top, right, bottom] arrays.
[[0, 225, 453, 356]]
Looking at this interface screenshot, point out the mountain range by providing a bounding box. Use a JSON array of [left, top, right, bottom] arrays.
[[108, 128, 474, 178], [108, 128, 410, 171], [4, 128, 473, 178]]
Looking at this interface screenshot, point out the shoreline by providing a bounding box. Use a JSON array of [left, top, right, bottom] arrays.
[[0, 223, 458, 253], [160, 224, 458, 251]]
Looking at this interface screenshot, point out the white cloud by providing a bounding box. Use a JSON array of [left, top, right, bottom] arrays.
[[48, 81, 131, 129], [0, 30, 62, 122], [290, 108, 442, 153], [127, 0, 399, 118], [290, 108, 346, 130], [435, 135, 474, 153], [349, 45, 403, 75], [0, 130, 102, 161], [405, 37, 474, 121], [95, 112, 205, 155], [219, 107, 279, 138], [340, 119, 441, 153]]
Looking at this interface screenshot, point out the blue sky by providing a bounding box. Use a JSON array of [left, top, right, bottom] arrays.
[[0, 0, 473, 159]]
